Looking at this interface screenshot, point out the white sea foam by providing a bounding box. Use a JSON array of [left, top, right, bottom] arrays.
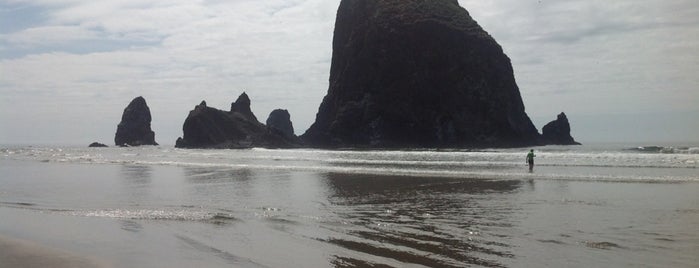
[[2, 145, 697, 183], [0, 202, 241, 222], [73, 209, 242, 222]]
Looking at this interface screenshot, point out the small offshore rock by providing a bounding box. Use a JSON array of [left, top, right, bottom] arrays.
[[88, 142, 108, 148], [541, 112, 581, 145], [266, 109, 295, 139]]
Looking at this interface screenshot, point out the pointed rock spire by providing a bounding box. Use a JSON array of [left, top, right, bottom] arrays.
[[230, 92, 258, 122], [115, 96, 158, 146]]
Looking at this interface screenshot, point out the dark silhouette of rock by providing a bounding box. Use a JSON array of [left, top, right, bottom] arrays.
[[266, 109, 295, 139], [265, 109, 303, 146], [115, 96, 158, 146], [542, 112, 581, 145], [88, 142, 108, 148], [230, 92, 257, 122], [175, 93, 301, 149], [302, 0, 540, 148]]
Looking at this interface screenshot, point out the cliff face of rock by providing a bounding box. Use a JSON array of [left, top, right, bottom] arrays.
[[542, 112, 581, 145], [175, 93, 301, 149], [115, 96, 158, 146], [302, 0, 540, 148]]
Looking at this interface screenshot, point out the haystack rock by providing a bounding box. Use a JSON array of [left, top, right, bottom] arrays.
[[542, 112, 581, 145], [302, 0, 540, 148], [115, 96, 158, 146], [175, 93, 301, 149]]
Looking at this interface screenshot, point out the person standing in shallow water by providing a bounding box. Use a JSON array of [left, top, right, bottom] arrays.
[[526, 149, 536, 172]]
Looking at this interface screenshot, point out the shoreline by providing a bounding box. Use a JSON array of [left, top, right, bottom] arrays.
[[0, 235, 107, 268]]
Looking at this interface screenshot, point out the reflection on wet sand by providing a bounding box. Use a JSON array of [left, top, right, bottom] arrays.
[[120, 165, 152, 185], [321, 173, 522, 267], [184, 168, 255, 200], [120, 165, 153, 204], [184, 168, 253, 184]]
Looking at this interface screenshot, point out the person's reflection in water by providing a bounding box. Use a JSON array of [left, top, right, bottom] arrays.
[[321, 173, 522, 268], [121, 165, 153, 185], [184, 168, 254, 199], [120, 165, 153, 204]]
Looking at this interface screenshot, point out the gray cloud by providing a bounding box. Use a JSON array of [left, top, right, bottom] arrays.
[[0, 0, 697, 144], [461, 0, 699, 121]]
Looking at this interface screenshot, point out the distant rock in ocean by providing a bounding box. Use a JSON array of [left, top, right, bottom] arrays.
[[88, 142, 108, 148], [542, 112, 581, 145], [115, 96, 158, 146], [266, 109, 295, 139], [302, 0, 540, 148], [175, 93, 301, 149]]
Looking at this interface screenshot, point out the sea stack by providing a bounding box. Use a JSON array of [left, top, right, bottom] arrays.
[[115, 96, 158, 146], [302, 0, 540, 148], [541, 112, 581, 145], [266, 109, 295, 139], [175, 93, 301, 149]]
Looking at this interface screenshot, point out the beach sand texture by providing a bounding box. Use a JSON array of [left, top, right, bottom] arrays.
[[0, 236, 105, 268]]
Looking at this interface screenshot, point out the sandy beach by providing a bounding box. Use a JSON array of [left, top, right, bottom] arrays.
[[1, 147, 698, 267], [0, 235, 106, 268]]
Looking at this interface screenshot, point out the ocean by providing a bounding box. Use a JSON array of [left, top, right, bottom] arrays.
[[1, 144, 698, 267]]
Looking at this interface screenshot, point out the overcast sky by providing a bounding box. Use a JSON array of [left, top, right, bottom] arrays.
[[1, 0, 698, 145]]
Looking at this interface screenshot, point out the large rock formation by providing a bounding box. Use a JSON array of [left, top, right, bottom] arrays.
[[302, 0, 540, 148], [541, 112, 581, 145], [175, 93, 301, 149], [115, 96, 158, 146]]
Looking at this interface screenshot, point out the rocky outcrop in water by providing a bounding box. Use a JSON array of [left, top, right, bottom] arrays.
[[302, 0, 540, 148], [115, 96, 158, 146], [266, 109, 295, 139], [88, 142, 108, 148], [175, 93, 301, 149], [541, 112, 581, 145]]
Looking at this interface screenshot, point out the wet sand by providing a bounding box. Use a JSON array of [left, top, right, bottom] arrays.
[[0, 235, 106, 268], [1, 158, 698, 267]]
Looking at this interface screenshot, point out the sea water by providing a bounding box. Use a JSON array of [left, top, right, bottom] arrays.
[[0, 144, 697, 267], [2, 144, 697, 182]]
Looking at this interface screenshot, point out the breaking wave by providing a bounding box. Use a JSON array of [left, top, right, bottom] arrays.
[[2, 145, 697, 183], [625, 146, 699, 154]]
